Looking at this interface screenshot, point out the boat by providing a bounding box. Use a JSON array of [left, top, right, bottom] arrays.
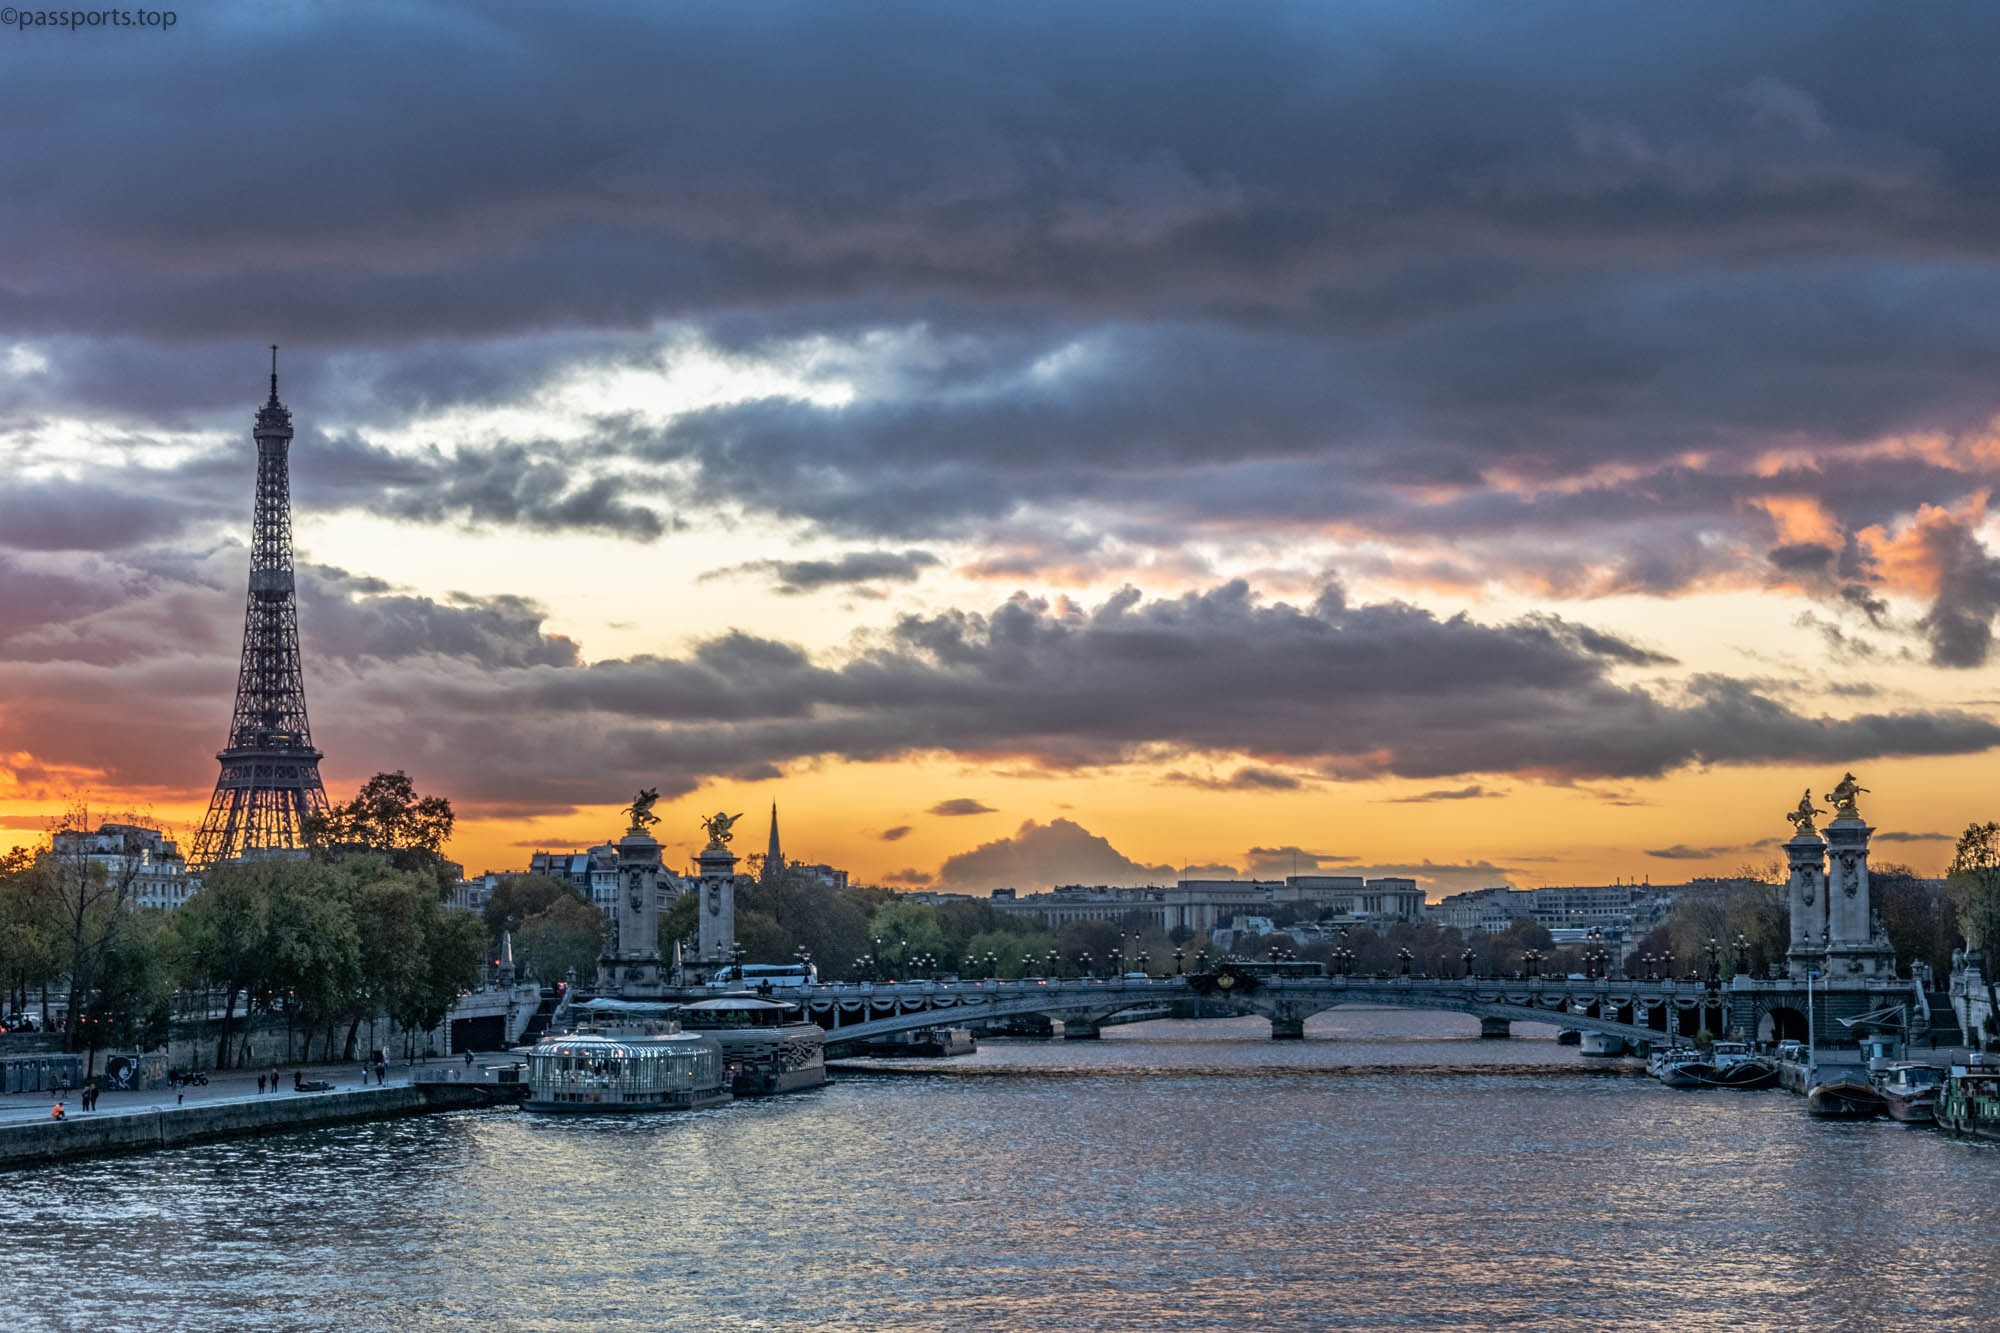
[[1699, 1041, 1779, 1090], [867, 1025, 977, 1058], [1555, 1029, 1581, 1047], [1805, 1070, 1883, 1119], [673, 995, 828, 1096], [1648, 1046, 1711, 1088], [1872, 1062, 1945, 1124], [1577, 1032, 1626, 1058], [523, 1001, 730, 1114], [1937, 1061, 2000, 1140]]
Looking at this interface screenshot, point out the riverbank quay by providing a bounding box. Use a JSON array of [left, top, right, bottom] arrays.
[[0, 1062, 524, 1170]]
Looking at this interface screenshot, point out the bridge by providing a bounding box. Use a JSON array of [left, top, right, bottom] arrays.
[[772, 970, 1918, 1051]]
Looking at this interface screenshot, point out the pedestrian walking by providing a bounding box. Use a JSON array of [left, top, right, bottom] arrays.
[[257, 1074, 265, 1094]]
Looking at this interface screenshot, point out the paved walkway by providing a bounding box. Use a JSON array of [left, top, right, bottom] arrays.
[[0, 1063, 411, 1125]]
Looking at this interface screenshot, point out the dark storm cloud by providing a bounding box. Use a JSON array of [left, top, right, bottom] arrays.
[[7, 3, 2000, 615], [299, 567, 581, 669], [934, 818, 1179, 891], [702, 549, 941, 596], [879, 826, 913, 842], [1241, 847, 1358, 877], [1383, 786, 1496, 804], [280, 582, 2000, 815], [1161, 767, 1307, 793], [928, 799, 997, 818], [1912, 517, 2000, 668], [1646, 843, 1752, 861]]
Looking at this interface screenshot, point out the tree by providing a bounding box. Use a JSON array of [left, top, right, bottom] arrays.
[[0, 846, 60, 1019], [1873, 863, 1955, 979], [169, 859, 279, 1067], [306, 771, 456, 887], [1948, 823, 2000, 960], [483, 874, 581, 943], [516, 894, 607, 983], [867, 898, 948, 975], [44, 812, 159, 1054]]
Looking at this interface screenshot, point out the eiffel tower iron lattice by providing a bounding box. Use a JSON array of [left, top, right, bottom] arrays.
[[188, 349, 329, 870]]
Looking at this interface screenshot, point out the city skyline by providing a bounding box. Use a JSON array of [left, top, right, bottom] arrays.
[[3, 5, 1999, 893]]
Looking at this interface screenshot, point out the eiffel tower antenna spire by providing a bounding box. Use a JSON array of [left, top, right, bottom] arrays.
[[189, 350, 329, 869]]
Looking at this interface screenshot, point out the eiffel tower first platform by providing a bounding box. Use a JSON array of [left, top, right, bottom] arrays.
[[188, 349, 329, 870]]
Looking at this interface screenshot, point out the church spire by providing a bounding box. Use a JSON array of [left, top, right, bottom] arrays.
[[764, 802, 784, 881]]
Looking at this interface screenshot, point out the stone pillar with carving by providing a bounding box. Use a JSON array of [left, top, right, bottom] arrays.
[[696, 835, 739, 973], [597, 824, 668, 997], [1819, 773, 1895, 979], [1784, 824, 1828, 981]]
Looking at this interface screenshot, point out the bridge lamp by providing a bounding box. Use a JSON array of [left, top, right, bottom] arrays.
[[1733, 933, 1751, 976], [1173, 949, 1184, 975]]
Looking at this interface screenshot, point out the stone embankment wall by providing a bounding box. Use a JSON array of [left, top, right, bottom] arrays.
[[0, 1087, 427, 1170]]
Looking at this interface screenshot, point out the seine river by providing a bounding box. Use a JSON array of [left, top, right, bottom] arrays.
[[8, 1010, 2000, 1331]]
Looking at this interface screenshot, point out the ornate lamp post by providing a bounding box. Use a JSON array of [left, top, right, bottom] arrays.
[[1733, 933, 1751, 976], [1173, 948, 1185, 975], [1078, 951, 1094, 979], [1109, 948, 1124, 976], [1461, 947, 1476, 979], [1046, 948, 1061, 979], [1137, 951, 1151, 976], [1397, 947, 1413, 977], [1705, 937, 1721, 986]]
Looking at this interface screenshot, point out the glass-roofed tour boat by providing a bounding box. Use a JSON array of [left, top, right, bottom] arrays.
[[524, 999, 731, 1114]]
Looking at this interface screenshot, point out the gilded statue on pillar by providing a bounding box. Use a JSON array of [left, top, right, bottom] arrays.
[[623, 787, 661, 833], [1785, 789, 1824, 836], [701, 810, 743, 845], [1823, 772, 1868, 820]]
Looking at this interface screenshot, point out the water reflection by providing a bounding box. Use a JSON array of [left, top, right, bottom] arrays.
[[4, 1011, 1997, 1330]]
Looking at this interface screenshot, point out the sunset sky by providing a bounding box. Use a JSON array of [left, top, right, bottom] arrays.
[[3, 3, 1998, 895]]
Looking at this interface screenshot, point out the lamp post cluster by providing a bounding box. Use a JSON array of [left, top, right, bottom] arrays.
[[1522, 948, 1543, 979]]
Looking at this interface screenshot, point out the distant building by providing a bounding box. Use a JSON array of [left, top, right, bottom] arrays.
[[48, 824, 194, 910], [989, 876, 1426, 934], [529, 843, 687, 915], [1427, 882, 1668, 936]]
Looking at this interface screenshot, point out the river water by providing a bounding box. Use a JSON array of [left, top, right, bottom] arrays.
[[6, 1010, 1999, 1331]]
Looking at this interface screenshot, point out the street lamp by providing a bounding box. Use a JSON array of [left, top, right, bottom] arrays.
[[1461, 947, 1476, 979], [1705, 937, 1721, 986], [1046, 948, 1061, 979], [1173, 948, 1185, 975], [1397, 947, 1413, 977], [1733, 933, 1751, 976]]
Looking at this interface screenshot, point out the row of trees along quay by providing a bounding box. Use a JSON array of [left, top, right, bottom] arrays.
[[0, 773, 485, 1072], [8, 774, 2000, 1072]]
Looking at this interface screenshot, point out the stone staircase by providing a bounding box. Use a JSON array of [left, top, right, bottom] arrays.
[[1920, 990, 1964, 1050], [514, 989, 563, 1047]]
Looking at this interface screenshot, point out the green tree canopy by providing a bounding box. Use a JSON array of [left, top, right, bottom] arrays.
[[483, 874, 581, 943], [1949, 822, 2000, 958], [516, 893, 606, 983], [306, 771, 456, 887]]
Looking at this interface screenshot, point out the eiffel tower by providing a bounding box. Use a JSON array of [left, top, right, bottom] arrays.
[[188, 348, 329, 869]]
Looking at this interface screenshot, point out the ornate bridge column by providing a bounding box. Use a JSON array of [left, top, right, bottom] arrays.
[[599, 824, 667, 997], [1783, 798, 1828, 981]]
